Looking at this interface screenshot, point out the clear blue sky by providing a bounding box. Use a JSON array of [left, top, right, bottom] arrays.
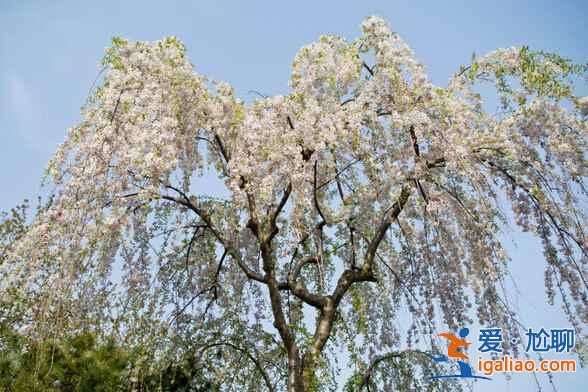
[[1, 1, 586, 390]]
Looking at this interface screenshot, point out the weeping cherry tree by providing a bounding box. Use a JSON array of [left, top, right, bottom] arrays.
[[4, 16, 588, 391]]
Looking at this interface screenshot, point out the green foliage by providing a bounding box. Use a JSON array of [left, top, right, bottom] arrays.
[[0, 331, 129, 392], [517, 46, 587, 98], [137, 354, 220, 392], [0, 329, 220, 392], [461, 46, 588, 110], [100, 37, 126, 71]]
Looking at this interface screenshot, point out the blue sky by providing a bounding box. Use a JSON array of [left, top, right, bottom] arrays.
[[1, 1, 587, 390]]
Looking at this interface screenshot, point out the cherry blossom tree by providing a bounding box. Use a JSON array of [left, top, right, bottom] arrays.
[[3, 16, 587, 391]]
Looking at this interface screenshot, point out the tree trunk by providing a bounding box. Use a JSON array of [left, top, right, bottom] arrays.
[[287, 347, 306, 392], [287, 348, 324, 392]]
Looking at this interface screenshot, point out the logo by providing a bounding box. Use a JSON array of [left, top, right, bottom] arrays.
[[425, 327, 491, 380], [424, 326, 576, 381]]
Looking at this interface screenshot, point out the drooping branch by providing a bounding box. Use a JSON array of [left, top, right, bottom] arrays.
[[482, 159, 588, 289], [198, 341, 275, 392], [169, 248, 227, 324], [354, 350, 432, 391]]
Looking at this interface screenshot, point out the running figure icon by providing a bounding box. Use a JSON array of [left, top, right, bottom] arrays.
[[425, 327, 492, 380]]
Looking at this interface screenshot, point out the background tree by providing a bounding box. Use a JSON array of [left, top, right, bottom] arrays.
[[0, 328, 218, 392], [2, 16, 587, 391], [0, 331, 129, 392]]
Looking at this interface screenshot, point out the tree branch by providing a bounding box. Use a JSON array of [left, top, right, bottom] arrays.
[[355, 350, 431, 390], [198, 341, 275, 392], [268, 183, 292, 243], [304, 186, 412, 365], [362, 62, 375, 77], [286, 256, 326, 309], [169, 249, 228, 324], [162, 186, 266, 284]]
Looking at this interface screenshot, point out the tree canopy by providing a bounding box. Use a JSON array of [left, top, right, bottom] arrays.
[[2, 16, 587, 391]]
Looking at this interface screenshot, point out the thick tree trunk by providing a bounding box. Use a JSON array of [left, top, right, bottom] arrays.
[[287, 347, 306, 392], [287, 300, 336, 391], [288, 354, 320, 392], [287, 346, 328, 392]]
